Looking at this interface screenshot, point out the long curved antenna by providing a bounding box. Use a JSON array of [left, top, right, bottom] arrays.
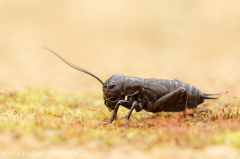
[[42, 46, 104, 85]]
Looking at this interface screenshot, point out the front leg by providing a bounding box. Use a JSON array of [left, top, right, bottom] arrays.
[[103, 109, 118, 125], [103, 100, 132, 125]]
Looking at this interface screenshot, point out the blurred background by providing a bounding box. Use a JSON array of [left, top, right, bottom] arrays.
[[0, 0, 240, 95]]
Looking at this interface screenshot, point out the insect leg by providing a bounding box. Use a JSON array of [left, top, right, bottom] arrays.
[[186, 106, 212, 117], [114, 100, 132, 110], [125, 101, 138, 127], [135, 103, 144, 112], [103, 109, 118, 125], [103, 100, 131, 126], [152, 87, 188, 112]]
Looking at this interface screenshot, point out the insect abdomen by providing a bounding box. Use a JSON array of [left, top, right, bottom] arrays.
[[157, 79, 203, 108], [181, 82, 203, 108]]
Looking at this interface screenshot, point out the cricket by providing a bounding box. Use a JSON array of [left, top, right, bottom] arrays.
[[43, 47, 220, 127]]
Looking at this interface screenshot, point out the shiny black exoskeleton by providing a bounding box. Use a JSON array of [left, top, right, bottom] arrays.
[[44, 47, 219, 127], [102, 74, 218, 126]]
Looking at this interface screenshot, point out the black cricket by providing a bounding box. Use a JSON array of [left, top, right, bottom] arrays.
[[44, 47, 219, 127]]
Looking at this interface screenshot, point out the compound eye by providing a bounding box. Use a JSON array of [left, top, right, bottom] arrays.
[[108, 84, 116, 89], [108, 81, 116, 89]]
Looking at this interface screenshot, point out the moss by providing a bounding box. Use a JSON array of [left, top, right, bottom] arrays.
[[0, 87, 240, 150]]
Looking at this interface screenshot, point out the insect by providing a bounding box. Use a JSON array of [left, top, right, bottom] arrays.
[[43, 47, 220, 127]]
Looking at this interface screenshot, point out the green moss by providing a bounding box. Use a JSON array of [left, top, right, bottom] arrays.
[[0, 87, 240, 150]]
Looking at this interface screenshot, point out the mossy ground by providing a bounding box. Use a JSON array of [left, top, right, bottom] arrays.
[[0, 87, 240, 153]]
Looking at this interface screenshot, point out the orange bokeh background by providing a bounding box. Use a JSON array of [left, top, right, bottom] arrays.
[[1, 0, 240, 95]]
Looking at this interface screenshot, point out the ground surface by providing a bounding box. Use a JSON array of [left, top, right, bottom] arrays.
[[0, 88, 240, 159], [1, 0, 240, 158]]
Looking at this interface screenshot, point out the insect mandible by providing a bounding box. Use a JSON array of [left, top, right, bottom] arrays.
[[43, 47, 220, 127]]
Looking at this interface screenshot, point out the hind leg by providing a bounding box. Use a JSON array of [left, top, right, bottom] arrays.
[[152, 87, 188, 113], [185, 106, 212, 117]]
